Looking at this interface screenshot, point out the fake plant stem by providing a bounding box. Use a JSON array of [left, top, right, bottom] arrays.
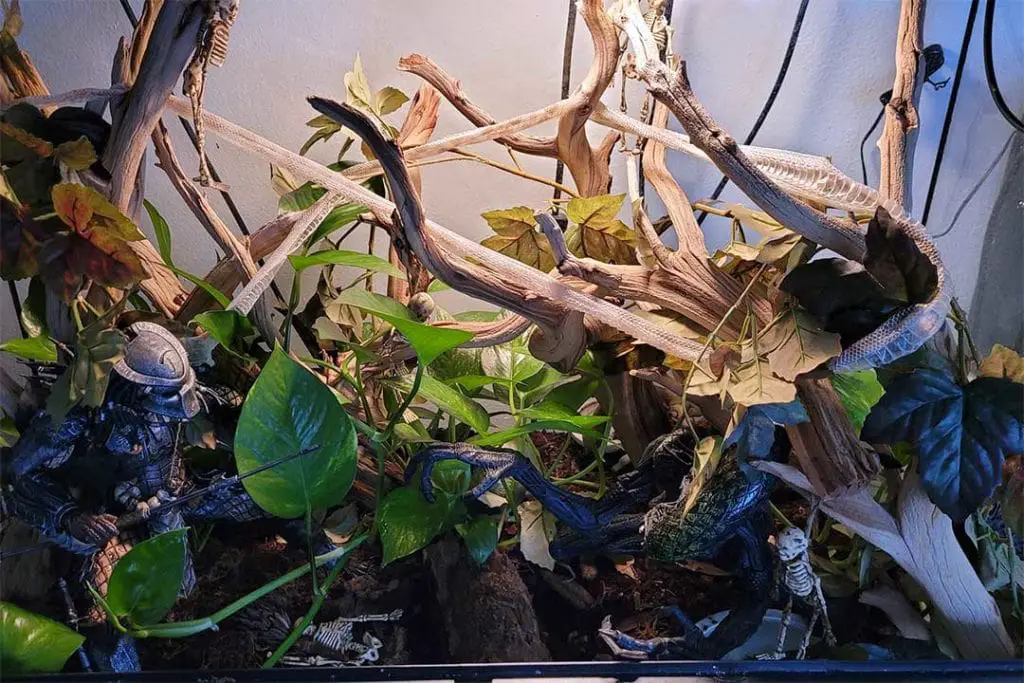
[[769, 502, 795, 529], [305, 506, 320, 596], [71, 299, 85, 332], [263, 546, 352, 668], [283, 266, 303, 352], [126, 536, 367, 639], [372, 362, 426, 537]]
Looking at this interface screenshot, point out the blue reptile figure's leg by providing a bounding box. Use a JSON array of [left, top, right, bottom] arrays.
[[599, 519, 774, 659]]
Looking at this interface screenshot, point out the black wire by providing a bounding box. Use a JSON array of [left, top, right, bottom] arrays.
[[552, 0, 578, 201], [696, 0, 811, 225], [921, 0, 981, 226], [7, 280, 25, 337], [115, 1, 286, 304], [859, 106, 887, 186], [117, 0, 138, 26], [983, 0, 1024, 134]]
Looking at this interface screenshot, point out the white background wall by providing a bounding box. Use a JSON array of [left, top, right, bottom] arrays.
[[2, 0, 1022, 372]]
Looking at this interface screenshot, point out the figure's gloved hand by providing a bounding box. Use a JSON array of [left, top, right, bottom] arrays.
[[114, 480, 142, 508], [134, 490, 174, 521], [67, 512, 120, 545]]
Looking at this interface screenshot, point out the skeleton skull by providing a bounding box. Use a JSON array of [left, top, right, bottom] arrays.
[[776, 527, 809, 563]]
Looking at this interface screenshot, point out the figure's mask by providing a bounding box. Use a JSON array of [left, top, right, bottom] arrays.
[[112, 322, 200, 419]]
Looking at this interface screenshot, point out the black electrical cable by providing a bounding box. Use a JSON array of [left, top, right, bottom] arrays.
[[695, 0, 810, 225], [983, 0, 1024, 134], [551, 0, 577, 202], [115, 2, 286, 305], [921, 0, 981, 226]]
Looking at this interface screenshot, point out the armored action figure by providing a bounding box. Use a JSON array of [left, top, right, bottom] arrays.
[[4, 322, 266, 648]]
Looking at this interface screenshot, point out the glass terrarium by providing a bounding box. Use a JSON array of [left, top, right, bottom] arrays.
[[0, 0, 1021, 679]]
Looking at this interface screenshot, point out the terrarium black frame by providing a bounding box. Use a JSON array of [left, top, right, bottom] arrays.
[[1, 0, 1021, 677]]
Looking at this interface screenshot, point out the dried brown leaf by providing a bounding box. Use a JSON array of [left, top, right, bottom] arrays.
[[763, 306, 842, 381], [480, 207, 555, 272]]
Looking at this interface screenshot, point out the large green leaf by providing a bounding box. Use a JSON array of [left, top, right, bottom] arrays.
[[336, 288, 473, 366], [19, 277, 47, 337], [388, 371, 490, 435], [379, 460, 469, 565], [0, 335, 56, 362], [0, 602, 85, 674], [862, 370, 1024, 521], [106, 529, 188, 626], [830, 369, 885, 435], [234, 346, 358, 518], [289, 249, 405, 278]]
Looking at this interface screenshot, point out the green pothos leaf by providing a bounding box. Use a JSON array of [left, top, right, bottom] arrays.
[[379, 460, 470, 565], [0, 334, 56, 362], [0, 414, 18, 448], [234, 345, 358, 518], [106, 529, 188, 626], [0, 602, 85, 674], [830, 369, 885, 435]]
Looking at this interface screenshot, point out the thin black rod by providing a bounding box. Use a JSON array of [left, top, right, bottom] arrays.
[[696, 0, 810, 225], [117, 0, 138, 26], [7, 280, 25, 337], [921, 0, 981, 225], [983, 0, 1024, 133], [860, 105, 887, 186], [551, 0, 577, 201]]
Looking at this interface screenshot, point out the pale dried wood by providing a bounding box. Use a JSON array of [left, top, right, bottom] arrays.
[[612, 1, 866, 262], [103, 0, 204, 211], [0, 36, 50, 113], [878, 0, 926, 209], [555, 0, 620, 197], [754, 462, 1015, 659], [397, 53, 558, 157]]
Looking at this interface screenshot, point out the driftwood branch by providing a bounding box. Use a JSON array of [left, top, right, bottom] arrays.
[[612, 1, 866, 262], [877, 0, 926, 209], [309, 97, 590, 371], [103, 0, 204, 211], [151, 121, 259, 281], [398, 54, 557, 157], [614, 0, 878, 493]]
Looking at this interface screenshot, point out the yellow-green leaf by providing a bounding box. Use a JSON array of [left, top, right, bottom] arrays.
[[375, 86, 409, 116], [979, 344, 1024, 384], [270, 164, 299, 197], [762, 306, 842, 381], [344, 54, 373, 110], [480, 207, 555, 272], [54, 136, 97, 171], [566, 194, 636, 264], [683, 436, 723, 514], [52, 183, 144, 242]]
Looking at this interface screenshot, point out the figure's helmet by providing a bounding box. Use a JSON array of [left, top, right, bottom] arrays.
[[112, 322, 200, 419]]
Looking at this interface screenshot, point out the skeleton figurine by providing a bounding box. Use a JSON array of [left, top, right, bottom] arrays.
[[183, 0, 239, 189], [765, 526, 836, 660], [278, 609, 404, 667], [3, 321, 265, 669]]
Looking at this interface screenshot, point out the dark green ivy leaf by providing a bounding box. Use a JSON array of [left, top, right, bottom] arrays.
[[862, 369, 1024, 521]]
